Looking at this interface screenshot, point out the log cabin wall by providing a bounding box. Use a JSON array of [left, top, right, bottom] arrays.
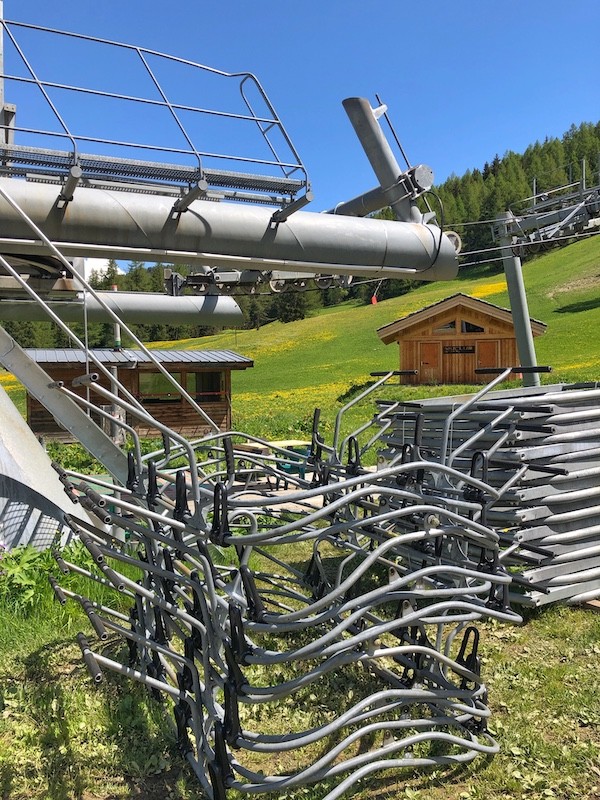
[[376, 294, 545, 386], [27, 364, 128, 438]]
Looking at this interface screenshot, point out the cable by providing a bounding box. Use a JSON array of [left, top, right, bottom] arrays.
[[428, 180, 600, 231], [374, 93, 412, 171], [457, 227, 600, 262], [458, 256, 505, 270], [445, 216, 503, 227]]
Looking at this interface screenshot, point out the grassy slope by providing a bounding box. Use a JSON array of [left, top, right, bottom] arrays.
[[2, 237, 600, 799], [154, 235, 600, 439], [2, 602, 600, 800]]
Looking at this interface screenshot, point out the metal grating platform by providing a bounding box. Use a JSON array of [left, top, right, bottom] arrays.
[[0, 19, 310, 208], [0, 143, 306, 202]]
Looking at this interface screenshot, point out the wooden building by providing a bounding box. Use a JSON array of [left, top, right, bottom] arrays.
[[376, 293, 546, 385], [25, 348, 253, 439]]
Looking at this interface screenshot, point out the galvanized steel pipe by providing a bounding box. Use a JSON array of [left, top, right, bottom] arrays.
[[0, 178, 459, 281]]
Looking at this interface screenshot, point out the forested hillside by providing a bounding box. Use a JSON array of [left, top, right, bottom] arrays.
[[3, 120, 599, 348], [433, 120, 600, 262]]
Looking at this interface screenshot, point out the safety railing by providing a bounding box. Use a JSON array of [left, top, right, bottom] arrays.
[[0, 19, 310, 208]]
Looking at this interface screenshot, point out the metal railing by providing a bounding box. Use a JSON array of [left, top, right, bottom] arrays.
[[0, 18, 309, 207]]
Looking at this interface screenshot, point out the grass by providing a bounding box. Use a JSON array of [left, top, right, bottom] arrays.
[[409, 608, 600, 800], [0, 614, 189, 800], [2, 236, 600, 798], [0, 546, 196, 800], [2, 591, 600, 800], [150, 235, 600, 441]]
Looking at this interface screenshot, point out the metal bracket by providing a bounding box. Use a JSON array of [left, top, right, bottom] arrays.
[[58, 164, 82, 206], [270, 190, 313, 224], [172, 178, 209, 213]]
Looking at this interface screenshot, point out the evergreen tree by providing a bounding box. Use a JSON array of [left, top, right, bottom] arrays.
[[247, 298, 264, 329], [124, 261, 152, 292], [3, 320, 37, 347], [88, 259, 121, 290], [271, 287, 309, 323]]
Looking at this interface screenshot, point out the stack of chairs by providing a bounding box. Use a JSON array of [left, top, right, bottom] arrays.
[[51, 421, 519, 800], [375, 378, 600, 607]]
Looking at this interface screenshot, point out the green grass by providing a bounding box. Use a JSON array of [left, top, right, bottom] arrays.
[[0, 546, 198, 800], [2, 591, 600, 800], [152, 235, 600, 440], [0, 614, 190, 800]]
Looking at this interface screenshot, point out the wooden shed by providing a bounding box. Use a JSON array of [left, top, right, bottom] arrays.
[[376, 293, 546, 385], [25, 348, 253, 440]]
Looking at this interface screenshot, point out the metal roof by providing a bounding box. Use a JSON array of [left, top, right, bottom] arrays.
[[25, 348, 253, 370]]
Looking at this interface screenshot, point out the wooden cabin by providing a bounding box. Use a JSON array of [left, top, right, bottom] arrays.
[[376, 293, 546, 385], [25, 348, 253, 440]]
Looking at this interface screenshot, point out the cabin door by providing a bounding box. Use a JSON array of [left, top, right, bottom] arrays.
[[476, 340, 499, 374], [419, 342, 441, 384]]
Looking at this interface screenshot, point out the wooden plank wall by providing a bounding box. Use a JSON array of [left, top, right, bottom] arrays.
[[27, 365, 232, 439], [397, 307, 520, 385]]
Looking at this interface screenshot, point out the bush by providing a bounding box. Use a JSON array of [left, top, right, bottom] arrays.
[[0, 544, 58, 612]]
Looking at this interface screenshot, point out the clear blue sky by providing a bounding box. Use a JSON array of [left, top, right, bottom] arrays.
[[5, 0, 600, 213]]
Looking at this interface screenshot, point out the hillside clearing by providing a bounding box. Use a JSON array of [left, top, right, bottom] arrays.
[[149, 235, 600, 440]]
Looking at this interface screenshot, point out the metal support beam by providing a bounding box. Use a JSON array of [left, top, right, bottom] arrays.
[[59, 164, 82, 204], [0, 382, 92, 534], [0, 177, 459, 281], [325, 185, 387, 217], [270, 191, 313, 224], [496, 211, 540, 388], [0, 2, 16, 149], [172, 179, 209, 213], [0, 289, 244, 324], [342, 97, 416, 223], [0, 326, 129, 483]]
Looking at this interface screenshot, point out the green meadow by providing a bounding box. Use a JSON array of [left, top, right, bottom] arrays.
[[154, 234, 600, 442]]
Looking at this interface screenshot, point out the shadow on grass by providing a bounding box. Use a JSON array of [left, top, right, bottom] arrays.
[[15, 641, 85, 800], [356, 752, 496, 799], [554, 297, 600, 313], [0, 762, 14, 800], [16, 636, 193, 800], [337, 380, 374, 404]]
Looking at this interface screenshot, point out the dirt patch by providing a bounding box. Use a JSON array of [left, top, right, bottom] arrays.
[[547, 273, 600, 298], [81, 769, 191, 800]]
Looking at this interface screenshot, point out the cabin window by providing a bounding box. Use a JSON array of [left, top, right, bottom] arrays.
[[139, 371, 182, 403], [461, 320, 485, 334], [186, 371, 224, 403], [433, 320, 456, 334]]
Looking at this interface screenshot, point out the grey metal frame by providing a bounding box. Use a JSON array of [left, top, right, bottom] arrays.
[[45, 367, 525, 800], [0, 17, 310, 208]]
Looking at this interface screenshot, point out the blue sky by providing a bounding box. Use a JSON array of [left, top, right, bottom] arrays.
[[5, 0, 600, 213]]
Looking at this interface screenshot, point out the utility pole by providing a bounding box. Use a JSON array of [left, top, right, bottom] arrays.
[[496, 211, 540, 387]]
